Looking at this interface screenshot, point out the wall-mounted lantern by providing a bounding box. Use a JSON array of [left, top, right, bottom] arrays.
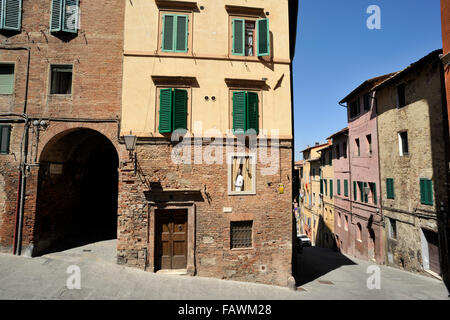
[[124, 131, 137, 174]]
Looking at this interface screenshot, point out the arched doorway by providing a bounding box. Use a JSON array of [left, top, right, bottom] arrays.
[[33, 128, 119, 256]]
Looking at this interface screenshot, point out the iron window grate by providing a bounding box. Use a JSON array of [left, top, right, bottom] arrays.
[[230, 221, 252, 249]]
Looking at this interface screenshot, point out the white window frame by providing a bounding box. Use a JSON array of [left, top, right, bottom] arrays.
[[398, 131, 409, 156]]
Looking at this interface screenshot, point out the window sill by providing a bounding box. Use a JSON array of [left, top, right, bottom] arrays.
[[230, 247, 254, 252], [228, 191, 256, 196], [0, 93, 14, 96]]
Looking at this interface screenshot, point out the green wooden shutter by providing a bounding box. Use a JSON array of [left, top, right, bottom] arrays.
[[232, 19, 244, 56], [372, 183, 377, 205], [62, 0, 79, 33], [337, 179, 341, 195], [0, 0, 3, 28], [175, 15, 188, 52], [2, 0, 22, 31], [387, 178, 395, 199], [232, 91, 246, 134], [159, 88, 173, 133], [246, 91, 259, 134], [421, 179, 433, 206], [0, 64, 14, 94], [330, 180, 333, 198], [256, 18, 270, 56], [353, 181, 357, 201], [162, 14, 175, 51], [345, 180, 349, 196], [50, 0, 62, 32], [173, 88, 188, 131], [0, 125, 11, 154]]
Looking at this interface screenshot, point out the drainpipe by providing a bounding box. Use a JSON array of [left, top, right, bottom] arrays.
[[0, 46, 31, 255], [372, 90, 385, 264]]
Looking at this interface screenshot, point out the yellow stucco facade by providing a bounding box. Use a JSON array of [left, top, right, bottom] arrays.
[[121, 0, 293, 138], [318, 145, 335, 249]]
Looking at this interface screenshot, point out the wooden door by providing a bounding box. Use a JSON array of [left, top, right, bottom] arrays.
[[424, 229, 441, 275], [155, 209, 188, 270]]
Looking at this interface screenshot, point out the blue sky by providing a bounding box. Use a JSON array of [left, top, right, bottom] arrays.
[[292, 0, 443, 161]]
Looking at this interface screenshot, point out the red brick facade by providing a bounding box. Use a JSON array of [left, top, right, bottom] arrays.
[[117, 141, 294, 287], [0, 1, 125, 253]]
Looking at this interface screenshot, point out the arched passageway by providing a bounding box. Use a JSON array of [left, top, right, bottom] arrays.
[[33, 128, 119, 256]]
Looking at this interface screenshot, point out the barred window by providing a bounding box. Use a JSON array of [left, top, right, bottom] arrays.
[[230, 221, 252, 249]]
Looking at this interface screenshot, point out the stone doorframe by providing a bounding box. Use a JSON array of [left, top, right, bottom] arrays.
[[147, 201, 196, 276]]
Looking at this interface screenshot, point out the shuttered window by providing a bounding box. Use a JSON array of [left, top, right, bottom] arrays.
[[344, 180, 349, 197], [0, 125, 11, 154], [320, 179, 323, 194], [256, 18, 270, 56], [162, 14, 188, 53], [0, 64, 14, 94], [370, 182, 377, 205], [50, 0, 79, 33], [420, 179, 433, 206], [232, 19, 245, 56], [0, 0, 22, 31], [353, 181, 357, 201], [386, 178, 395, 199], [232, 91, 259, 135], [158, 88, 188, 134], [337, 179, 341, 195], [330, 179, 333, 198], [232, 18, 270, 57], [230, 221, 252, 249]]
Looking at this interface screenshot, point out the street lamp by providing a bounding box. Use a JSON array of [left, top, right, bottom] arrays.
[[124, 131, 137, 174]]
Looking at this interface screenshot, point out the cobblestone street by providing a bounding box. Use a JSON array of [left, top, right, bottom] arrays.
[[0, 240, 448, 300]]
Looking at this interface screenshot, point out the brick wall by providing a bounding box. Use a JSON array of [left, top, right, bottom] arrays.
[[117, 140, 294, 287], [0, 0, 125, 253]]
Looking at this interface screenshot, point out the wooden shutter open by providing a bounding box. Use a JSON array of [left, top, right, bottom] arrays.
[[50, 0, 63, 32], [232, 19, 244, 56], [257, 18, 270, 56], [232, 91, 246, 134], [330, 180, 333, 198], [159, 88, 173, 133], [173, 88, 188, 131], [2, 0, 22, 31], [62, 0, 79, 33], [246, 91, 259, 134]]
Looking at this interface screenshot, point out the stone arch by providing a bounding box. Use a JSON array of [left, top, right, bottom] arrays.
[[32, 127, 119, 256]]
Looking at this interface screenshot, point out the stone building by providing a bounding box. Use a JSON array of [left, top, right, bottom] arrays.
[[338, 74, 393, 264], [440, 0, 450, 292], [300, 141, 330, 246], [375, 50, 449, 279], [0, 0, 125, 256], [118, 0, 298, 287], [328, 128, 351, 254]]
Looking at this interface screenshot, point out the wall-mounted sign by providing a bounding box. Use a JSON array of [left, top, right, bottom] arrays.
[[279, 184, 284, 194], [50, 163, 63, 175]]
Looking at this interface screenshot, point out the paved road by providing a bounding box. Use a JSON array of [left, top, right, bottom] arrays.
[[0, 240, 448, 300]]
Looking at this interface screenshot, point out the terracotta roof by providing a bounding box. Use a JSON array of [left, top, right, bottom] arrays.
[[327, 127, 349, 140], [338, 73, 397, 104], [300, 142, 329, 153], [372, 49, 442, 92]]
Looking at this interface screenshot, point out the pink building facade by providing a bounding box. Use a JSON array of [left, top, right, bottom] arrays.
[[337, 75, 393, 264], [329, 129, 352, 255]]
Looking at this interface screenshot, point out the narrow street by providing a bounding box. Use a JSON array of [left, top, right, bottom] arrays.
[[0, 240, 448, 300]]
